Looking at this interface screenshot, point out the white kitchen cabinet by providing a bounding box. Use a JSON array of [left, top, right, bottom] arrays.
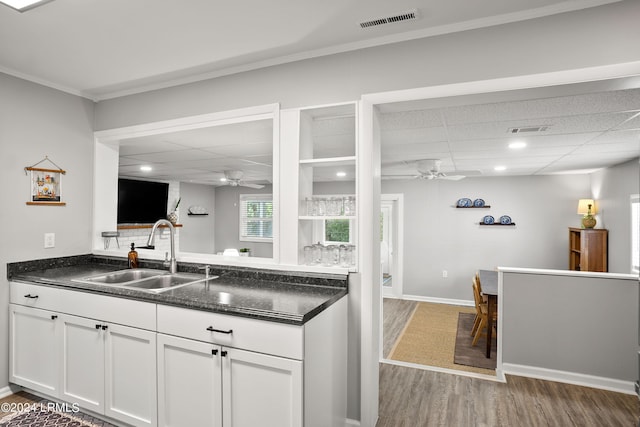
[[157, 296, 347, 427], [157, 334, 222, 427], [59, 313, 105, 412], [9, 304, 61, 396], [104, 322, 157, 427], [223, 346, 302, 427], [10, 282, 157, 427], [59, 313, 157, 427], [157, 334, 303, 427]]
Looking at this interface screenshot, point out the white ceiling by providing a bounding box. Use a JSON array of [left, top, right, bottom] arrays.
[[0, 0, 621, 100], [2, 0, 637, 180]]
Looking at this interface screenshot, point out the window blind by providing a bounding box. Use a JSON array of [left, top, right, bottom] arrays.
[[239, 194, 273, 242]]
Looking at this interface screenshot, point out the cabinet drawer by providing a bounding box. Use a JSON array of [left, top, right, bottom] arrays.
[[157, 305, 303, 359], [10, 282, 62, 310], [58, 291, 156, 331], [10, 282, 156, 331]]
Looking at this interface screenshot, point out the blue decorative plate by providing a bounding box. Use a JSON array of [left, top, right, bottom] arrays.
[[473, 198, 485, 208], [482, 215, 495, 225], [499, 215, 512, 225], [457, 198, 472, 207]]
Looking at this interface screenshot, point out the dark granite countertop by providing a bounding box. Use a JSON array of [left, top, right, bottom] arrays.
[[7, 255, 348, 325]]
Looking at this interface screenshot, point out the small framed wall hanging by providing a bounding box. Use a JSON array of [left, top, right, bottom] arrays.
[[25, 156, 66, 206]]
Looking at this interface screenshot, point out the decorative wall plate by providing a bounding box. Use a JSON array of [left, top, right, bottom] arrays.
[[499, 215, 512, 225], [457, 198, 472, 207], [482, 215, 495, 225]]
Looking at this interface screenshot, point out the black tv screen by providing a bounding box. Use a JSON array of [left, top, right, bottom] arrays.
[[117, 178, 169, 224]]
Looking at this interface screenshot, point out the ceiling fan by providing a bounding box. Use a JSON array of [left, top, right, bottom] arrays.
[[382, 159, 481, 181], [220, 170, 265, 189]]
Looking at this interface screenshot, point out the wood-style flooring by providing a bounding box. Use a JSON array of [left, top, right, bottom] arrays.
[[379, 298, 640, 426], [382, 298, 417, 359]]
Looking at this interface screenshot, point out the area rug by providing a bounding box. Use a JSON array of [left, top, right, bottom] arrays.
[[0, 404, 111, 427], [388, 302, 495, 376], [453, 312, 497, 370]]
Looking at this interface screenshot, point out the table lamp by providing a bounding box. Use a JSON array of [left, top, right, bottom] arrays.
[[577, 199, 597, 228]]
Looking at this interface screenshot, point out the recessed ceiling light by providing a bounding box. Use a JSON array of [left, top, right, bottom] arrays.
[[0, 0, 54, 12], [336, 171, 347, 177], [220, 177, 227, 182], [140, 165, 152, 172], [509, 141, 527, 149], [494, 165, 507, 171]]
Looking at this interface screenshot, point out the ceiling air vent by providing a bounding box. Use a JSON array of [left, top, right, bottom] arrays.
[[359, 9, 419, 29], [508, 125, 550, 134]]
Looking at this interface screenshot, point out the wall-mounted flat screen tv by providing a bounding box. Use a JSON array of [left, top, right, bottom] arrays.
[[117, 178, 169, 224]]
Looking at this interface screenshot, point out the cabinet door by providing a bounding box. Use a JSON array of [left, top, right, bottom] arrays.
[[157, 334, 222, 427], [105, 323, 157, 427], [9, 304, 60, 396], [59, 314, 105, 413], [222, 347, 302, 427]]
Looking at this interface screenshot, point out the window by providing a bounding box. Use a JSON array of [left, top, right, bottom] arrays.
[[239, 194, 273, 242], [323, 219, 354, 245], [632, 195, 639, 274]]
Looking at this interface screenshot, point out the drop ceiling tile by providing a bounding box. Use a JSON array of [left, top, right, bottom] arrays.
[[381, 127, 449, 145], [379, 110, 443, 130], [203, 141, 272, 157], [136, 149, 219, 163], [118, 140, 186, 156], [613, 114, 640, 131]]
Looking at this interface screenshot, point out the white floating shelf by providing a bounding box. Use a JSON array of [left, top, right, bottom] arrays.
[[299, 215, 356, 220], [299, 156, 356, 167]]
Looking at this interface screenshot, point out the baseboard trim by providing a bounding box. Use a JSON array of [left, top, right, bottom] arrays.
[[345, 418, 361, 426], [0, 384, 22, 399], [502, 363, 636, 395], [401, 294, 474, 307]]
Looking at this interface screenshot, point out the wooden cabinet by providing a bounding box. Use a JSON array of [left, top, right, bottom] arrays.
[[569, 227, 608, 272]]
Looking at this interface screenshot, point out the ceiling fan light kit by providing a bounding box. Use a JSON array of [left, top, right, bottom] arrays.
[[382, 158, 481, 181], [221, 170, 265, 189]]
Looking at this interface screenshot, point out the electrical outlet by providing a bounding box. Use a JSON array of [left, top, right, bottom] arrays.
[[442, 270, 448, 278], [44, 233, 55, 249]]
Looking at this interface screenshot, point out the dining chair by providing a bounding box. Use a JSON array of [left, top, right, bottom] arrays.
[[471, 277, 497, 346]]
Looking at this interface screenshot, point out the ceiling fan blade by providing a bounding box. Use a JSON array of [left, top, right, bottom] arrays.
[[240, 182, 265, 189], [439, 175, 466, 181], [448, 170, 482, 176]]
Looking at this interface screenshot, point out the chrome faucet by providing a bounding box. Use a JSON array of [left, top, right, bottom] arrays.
[[147, 219, 177, 274]]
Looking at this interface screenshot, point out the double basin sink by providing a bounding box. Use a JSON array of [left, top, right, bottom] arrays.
[[73, 268, 216, 293]]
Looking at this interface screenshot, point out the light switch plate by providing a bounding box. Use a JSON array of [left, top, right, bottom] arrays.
[[44, 233, 55, 248]]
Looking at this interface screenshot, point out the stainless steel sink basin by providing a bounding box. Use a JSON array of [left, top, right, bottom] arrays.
[[123, 273, 208, 293], [73, 269, 214, 293], [74, 269, 168, 284]]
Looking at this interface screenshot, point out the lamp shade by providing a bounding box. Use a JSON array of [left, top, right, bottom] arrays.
[[577, 199, 597, 215]]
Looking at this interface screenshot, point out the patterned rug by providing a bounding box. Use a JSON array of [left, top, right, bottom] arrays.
[[1, 408, 93, 426]]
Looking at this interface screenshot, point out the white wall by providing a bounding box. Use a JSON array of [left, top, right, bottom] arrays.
[[591, 158, 640, 274], [381, 174, 590, 300], [179, 182, 216, 254], [0, 73, 95, 390]]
